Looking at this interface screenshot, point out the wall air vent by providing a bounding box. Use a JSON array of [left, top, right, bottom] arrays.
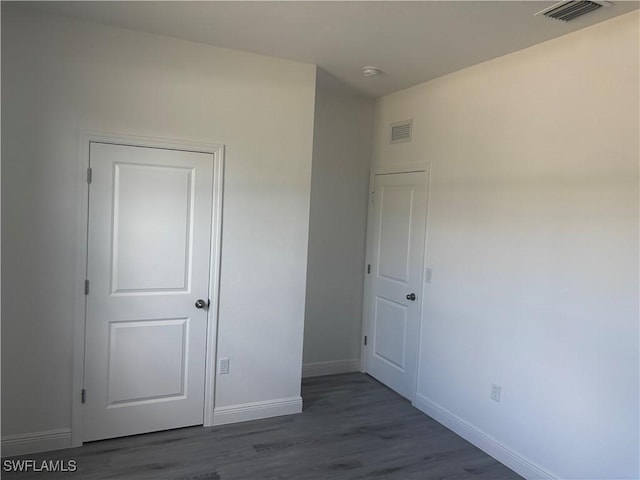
[[390, 120, 412, 144], [535, 1, 611, 22]]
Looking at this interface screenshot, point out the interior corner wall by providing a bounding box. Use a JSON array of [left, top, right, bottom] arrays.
[[1, 5, 315, 446], [372, 12, 639, 480], [302, 70, 373, 376]]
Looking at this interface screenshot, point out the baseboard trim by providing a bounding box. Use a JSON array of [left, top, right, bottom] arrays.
[[413, 394, 556, 480], [302, 359, 361, 378], [1, 429, 72, 458], [212, 396, 302, 426]]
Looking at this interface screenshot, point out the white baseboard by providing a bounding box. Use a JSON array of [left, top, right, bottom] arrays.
[[413, 394, 556, 480], [302, 359, 361, 378], [1, 429, 72, 458], [212, 396, 302, 426]]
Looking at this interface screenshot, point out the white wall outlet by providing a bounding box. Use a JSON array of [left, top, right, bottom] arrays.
[[491, 383, 501, 402], [424, 267, 433, 283], [219, 357, 230, 375]]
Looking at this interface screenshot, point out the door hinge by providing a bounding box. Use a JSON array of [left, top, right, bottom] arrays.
[[81, 389, 86, 404], [84, 279, 90, 295], [367, 264, 371, 274], [87, 167, 92, 184], [364, 336, 368, 346]]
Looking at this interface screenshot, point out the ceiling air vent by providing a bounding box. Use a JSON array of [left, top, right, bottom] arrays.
[[391, 120, 412, 144], [535, 1, 611, 22]]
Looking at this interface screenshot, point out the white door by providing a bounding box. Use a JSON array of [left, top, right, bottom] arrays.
[[365, 171, 427, 400], [83, 142, 214, 442]]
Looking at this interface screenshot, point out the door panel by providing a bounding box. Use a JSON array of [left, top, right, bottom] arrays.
[[377, 185, 414, 284], [107, 318, 188, 406], [111, 163, 194, 294], [366, 171, 427, 400], [83, 142, 214, 442], [373, 296, 407, 370]]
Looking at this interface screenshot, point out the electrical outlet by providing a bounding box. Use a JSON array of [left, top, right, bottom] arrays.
[[424, 267, 433, 283], [219, 357, 230, 375], [491, 383, 501, 402]]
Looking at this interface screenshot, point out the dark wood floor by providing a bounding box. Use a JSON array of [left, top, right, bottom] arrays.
[[3, 373, 522, 479]]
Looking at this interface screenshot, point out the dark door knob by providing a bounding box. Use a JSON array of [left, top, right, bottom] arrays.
[[195, 299, 208, 309], [406, 293, 416, 301]]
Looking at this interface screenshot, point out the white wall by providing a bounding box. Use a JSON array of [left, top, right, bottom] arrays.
[[372, 12, 639, 480], [1, 5, 315, 444], [303, 70, 373, 376]]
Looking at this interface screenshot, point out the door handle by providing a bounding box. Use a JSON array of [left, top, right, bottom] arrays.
[[195, 299, 209, 309], [406, 293, 416, 301]]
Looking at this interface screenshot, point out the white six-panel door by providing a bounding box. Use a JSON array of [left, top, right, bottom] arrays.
[[83, 142, 214, 442], [366, 171, 427, 401]]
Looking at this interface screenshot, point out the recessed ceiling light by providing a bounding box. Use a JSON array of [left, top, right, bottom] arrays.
[[362, 66, 381, 77]]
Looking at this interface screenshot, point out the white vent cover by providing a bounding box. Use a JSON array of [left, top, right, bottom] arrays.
[[390, 120, 413, 144], [535, 1, 611, 22]]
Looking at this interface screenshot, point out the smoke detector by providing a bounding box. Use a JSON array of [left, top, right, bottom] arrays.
[[535, 1, 612, 22], [362, 66, 381, 77]]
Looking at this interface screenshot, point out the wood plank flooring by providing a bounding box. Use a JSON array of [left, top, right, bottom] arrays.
[[3, 373, 523, 479]]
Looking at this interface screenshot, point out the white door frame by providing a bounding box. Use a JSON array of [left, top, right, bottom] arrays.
[[360, 161, 430, 400], [71, 132, 224, 447]]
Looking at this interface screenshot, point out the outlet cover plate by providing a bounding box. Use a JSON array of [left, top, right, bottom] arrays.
[[219, 358, 230, 375], [491, 384, 501, 402]]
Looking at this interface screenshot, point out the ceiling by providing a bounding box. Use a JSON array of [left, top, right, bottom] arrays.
[[20, 1, 640, 97]]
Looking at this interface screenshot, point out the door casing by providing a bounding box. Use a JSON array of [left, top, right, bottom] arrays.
[[360, 161, 430, 401], [71, 132, 224, 447]]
